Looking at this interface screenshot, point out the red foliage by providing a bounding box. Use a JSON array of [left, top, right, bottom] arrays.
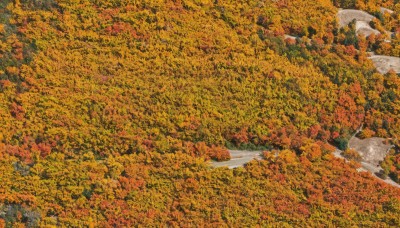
[[208, 145, 230, 161], [308, 124, 321, 139], [37, 143, 52, 157], [344, 45, 357, 56], [6, 145, 32, 163], [231, 127, 249, 145], [285, 37, 297, 45], [104, 22, 140, 39], [10, 103, 25, 120]]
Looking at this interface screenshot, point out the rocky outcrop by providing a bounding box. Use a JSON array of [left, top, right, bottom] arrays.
[[380, 7, 394, 15], [338, 9, 391, 39], [355, 21, 380, 37], [348, 137, 393, 167], [333, 137, 399, 188], [337, 9, 399, 74], [338, 9, 375, 28], [368, 55, 400, 74]]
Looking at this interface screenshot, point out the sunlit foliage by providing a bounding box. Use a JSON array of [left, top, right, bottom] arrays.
[[0, 0, 399, 226]]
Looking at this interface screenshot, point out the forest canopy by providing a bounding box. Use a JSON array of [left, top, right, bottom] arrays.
[[0, 0, 400, 226]]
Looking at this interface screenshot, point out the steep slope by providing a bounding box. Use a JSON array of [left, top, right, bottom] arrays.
[[0, 0, 400, 226]]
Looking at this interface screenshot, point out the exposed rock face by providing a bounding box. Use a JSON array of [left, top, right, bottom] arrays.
[[355, 21, 380, 37], [284, 34, 298, 40], [338, 9, 386, 39], [211, 150, 262, 168], [338, 9, 375, 28], [337, 9, 398, 75], [380, 7, 394, 15], [348, 137, 393, 167], [333, 137, 399, 188], [368, 55, 400, 74]]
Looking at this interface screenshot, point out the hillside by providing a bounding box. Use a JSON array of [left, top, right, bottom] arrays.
[[0, 0, 400, 226]]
